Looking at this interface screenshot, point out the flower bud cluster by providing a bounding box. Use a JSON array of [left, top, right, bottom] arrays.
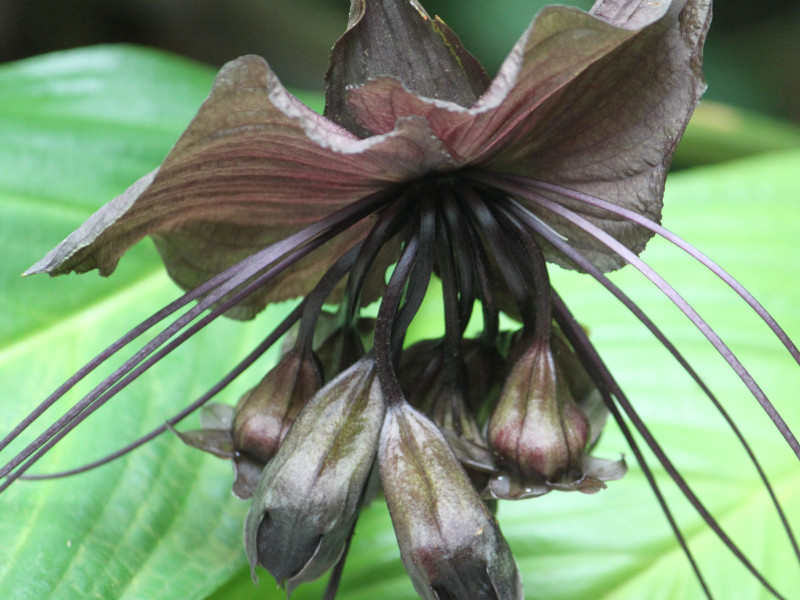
[[175, 314, 623, 599]]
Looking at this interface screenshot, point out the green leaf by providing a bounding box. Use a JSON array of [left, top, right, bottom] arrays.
[[1, 45, 799, 600], [0, 45, 260, 600], [0, 45, 215, 344]]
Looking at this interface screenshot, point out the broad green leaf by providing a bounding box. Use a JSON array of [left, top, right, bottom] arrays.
[[1, 45, 799, 600], [0, 45, 255, 600], [0, 45, 214, 344]]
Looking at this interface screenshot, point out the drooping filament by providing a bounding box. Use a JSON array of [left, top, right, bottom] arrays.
[[2, 171, 798, 599]]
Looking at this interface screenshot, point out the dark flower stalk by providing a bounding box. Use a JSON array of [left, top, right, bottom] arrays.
[[2, 0, 799, 598]]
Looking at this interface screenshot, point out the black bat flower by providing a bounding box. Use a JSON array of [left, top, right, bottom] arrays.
[[2, 0, 799, 598]]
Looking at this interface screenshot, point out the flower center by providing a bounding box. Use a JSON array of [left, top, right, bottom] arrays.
[[289, 175, 556, 414]]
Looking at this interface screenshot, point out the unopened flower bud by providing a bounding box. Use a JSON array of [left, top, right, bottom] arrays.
[[430, 378, 495, 474], [243, 357, 384, 593], [397, 338, 441, 404], [379, 401, 522, 600], [398, 340, 495, 478], [487, 339, 590, 498], [461, 339, 505, 422], [233, 348, 322, 464]]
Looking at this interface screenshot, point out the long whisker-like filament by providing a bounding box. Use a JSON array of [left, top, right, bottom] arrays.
[[552, 292, 713, 599], [1, 191, 392, 490], [19, 303, 305, 480], [551, 292, 788, 600], [521, 175, 800, 365], [502, 197, 800, 565], [480, 174, 800, 458]]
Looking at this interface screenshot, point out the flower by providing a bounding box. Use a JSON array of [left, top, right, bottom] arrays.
[[5, 0, 800, 598], [174, 347, 323, 499], [379, 400, 522, 600], [486, 332, 626, 499], [243, 357, 384, 594]]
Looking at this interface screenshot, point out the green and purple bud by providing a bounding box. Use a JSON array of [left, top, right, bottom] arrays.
[[379, 401, 522, 600], [233, 348, 322, 464], [243, 357, 384, 593], [488, 338, 602, 499]]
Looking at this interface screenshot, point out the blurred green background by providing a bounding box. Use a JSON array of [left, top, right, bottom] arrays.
[[2, 0, 799, 123]]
